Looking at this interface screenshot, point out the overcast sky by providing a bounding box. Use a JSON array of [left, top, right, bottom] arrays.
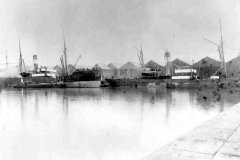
[[0, 0, 240, 67]]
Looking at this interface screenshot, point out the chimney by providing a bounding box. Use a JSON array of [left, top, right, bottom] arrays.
[[33, 55, 38, 72]]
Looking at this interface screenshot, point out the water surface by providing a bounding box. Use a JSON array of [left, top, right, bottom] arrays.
[[0, 87, 239, 160]]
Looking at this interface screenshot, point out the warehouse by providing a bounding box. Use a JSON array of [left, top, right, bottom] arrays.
[[119, 61, 141, 79]]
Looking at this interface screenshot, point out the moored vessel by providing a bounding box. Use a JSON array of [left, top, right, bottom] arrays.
[[58, 68, 101, 88], [13, 40, 62, 88], [57, 31, 101, 88]]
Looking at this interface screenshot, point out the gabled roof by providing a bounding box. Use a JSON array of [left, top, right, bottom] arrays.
[[119, 61, 141, 70], [194, 56, 220, 67], [108, 63, 124, 69], [172, 58, 190, 67], [144, 60, 164, 69], [53, 65, 63, 74], [226, 56, 240, 77], [53, 65, 62, 70], [67, 64, 76, 74]]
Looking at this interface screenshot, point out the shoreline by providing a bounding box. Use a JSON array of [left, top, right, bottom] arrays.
[[142, 102, 240, 160]]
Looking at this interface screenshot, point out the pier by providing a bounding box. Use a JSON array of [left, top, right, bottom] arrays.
[[143, 102, 240, 160]]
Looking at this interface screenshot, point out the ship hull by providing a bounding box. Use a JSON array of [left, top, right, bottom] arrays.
[[64, 81, 101, 88], [13, 83, 65, 88], [166, 80, 218, 89], [105, 78, 168, 87]]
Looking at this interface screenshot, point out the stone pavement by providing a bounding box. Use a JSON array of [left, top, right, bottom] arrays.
[[143, 103, 240, 160]]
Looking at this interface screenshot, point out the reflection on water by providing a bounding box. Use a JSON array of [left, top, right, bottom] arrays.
[[0, 87, 240, 160]]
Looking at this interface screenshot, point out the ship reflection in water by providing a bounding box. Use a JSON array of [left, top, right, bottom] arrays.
[[0, 87, 240, 160]]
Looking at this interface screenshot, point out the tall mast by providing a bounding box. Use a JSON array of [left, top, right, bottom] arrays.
[[63, 29, 68, 75], [5, 49, 8, 68], [219, 19, 227, 77], [19, 39, 22, 73], [140, 30, 144, 68], [203, 19, 227, 78], [60, 55, 65, 75], [140, 42, 144, 68], [133, 45, 143, 67], [133, 38, 144, 68]]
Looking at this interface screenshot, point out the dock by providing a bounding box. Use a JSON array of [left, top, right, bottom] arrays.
[[143, 102, 240, 160]]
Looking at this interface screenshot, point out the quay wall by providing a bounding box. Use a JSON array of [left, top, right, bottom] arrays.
[[143, 102, 240, 160]]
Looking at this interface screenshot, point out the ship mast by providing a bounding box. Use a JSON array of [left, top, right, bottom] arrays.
[[19, 39, 22, 73], [140, 33, 144, 68], [140, 42, 144, 68], [5, 49, 8, 68], [133, 31, 144, 68], [133, 42, 144, 68], [203, 19, 227, 78], [219, 19, 227, 77], [60, 56, 65, 75], [63, 29, 68, 75]]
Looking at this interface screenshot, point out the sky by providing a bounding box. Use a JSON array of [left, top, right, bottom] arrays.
[[0, 0, 240, 67]]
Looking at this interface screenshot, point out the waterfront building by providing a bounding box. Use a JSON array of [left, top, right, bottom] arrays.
[[172, 58, 190, 67], [53, 65, 63, 76], [193, 56, 221, 79], [226, 55, 240, 78], [144, 60, 164, 70], [108, 63, 124, 78], [95, 63, 114, 80], [119, 61, 141, 79]]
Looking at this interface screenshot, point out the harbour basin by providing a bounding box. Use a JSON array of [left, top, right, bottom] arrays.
[[0, 87, 239, 160]]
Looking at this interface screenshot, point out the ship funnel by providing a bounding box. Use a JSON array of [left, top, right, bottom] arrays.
[[164, 52, 172, 76], [33, 55, 38, 72]]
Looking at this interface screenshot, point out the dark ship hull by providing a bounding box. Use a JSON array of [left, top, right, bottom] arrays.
[[13, 82, 65, 88], [105, 76, 171, 87], [58, 69, 101, 88]]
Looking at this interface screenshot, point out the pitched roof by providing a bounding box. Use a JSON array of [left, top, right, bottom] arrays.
[[119, 61, 141, 70], [172, 58, 190, 67], [53, 65, 62, 70], [67, 64, 76, 74], [193, 56, 220, 67], [144, 60, 164, 69], [226, 56, 240, 77], [108, 63, 124, 69]]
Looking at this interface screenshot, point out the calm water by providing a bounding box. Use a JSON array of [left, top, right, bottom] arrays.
[[0, 87, 240, 160]]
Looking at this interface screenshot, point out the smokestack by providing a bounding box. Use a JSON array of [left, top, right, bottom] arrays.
[[164, 52, 172, 76], [33, 55, 38, 72]]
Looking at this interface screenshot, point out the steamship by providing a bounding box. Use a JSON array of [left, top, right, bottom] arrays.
[[14, 55, 63, 88], [57, 32, 101, 88], [13, 41, 64, 88]]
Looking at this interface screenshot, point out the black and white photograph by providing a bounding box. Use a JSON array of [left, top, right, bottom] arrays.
[[0, 0, 240, 159]]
